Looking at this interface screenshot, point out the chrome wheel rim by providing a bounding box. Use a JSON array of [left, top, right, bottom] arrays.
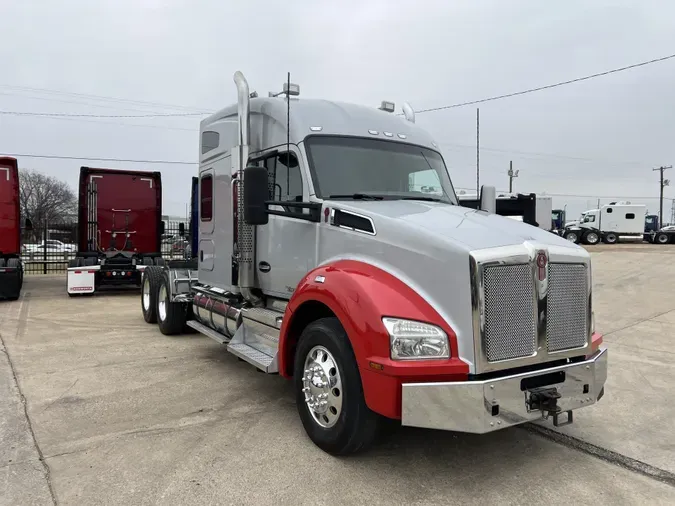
[[142, 277, 151, 311], [302, 346, 343, 428], [658, 235, 668, 244], [587, 233, 598, 243], [566, 233, 577, 242], [158, 284, 167, 322]]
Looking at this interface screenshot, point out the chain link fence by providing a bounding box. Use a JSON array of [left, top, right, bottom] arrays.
[[21, 220, 190, 275]]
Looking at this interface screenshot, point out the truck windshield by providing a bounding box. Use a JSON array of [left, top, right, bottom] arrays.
[[304, 136, 458, 205]]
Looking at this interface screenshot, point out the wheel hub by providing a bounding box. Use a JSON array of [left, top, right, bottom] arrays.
[[142, 278, 150, 310], [301, 346, 342, 428], [157, 284, 167, 321]]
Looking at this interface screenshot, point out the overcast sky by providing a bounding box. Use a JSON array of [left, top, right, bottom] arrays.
[[1, 0, 674, 222]]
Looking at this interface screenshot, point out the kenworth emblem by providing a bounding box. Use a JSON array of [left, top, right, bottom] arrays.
[[536, 250, 548, 281]]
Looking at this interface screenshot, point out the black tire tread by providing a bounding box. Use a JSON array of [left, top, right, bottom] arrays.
[[141, 266, 164, 324], [157, 273, 186, 335], [293, 317, 380, 456]]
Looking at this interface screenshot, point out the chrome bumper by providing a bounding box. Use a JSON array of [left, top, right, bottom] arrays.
[[401, 347, 607, 433]]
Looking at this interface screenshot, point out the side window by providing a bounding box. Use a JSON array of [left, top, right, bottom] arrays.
[[408, 168, 442, 195], [626, 213, 635, 219], [263, 152, 303, 203], [201, 131, 219, 155], [606, 207, 613, 213], [200, 174, 213, 221]]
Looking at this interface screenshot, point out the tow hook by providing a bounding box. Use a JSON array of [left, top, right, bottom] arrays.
[[526, 388, 574, 427]]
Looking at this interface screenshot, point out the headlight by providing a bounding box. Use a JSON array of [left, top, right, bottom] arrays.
[[382, 317, 450, 360]]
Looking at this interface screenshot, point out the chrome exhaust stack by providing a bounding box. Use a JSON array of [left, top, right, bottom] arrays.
[[233, 71, 261, 304]]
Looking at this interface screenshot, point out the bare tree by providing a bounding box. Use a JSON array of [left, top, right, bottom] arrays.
[[19, 169, 76, 233]]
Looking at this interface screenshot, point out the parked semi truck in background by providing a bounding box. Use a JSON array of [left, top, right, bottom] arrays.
[[140, 72, 607, 455], [66, 167, 165, 295], [563, 202, 647, 245], [0, 157, 29, 300]]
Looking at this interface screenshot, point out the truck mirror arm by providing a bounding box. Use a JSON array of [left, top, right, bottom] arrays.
[[262, 201, 322, 223]]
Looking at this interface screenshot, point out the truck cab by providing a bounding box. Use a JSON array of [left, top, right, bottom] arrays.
[[141, 72, 607, 455]]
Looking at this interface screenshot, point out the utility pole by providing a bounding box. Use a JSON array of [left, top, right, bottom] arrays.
[[476, 108, 480, 196], [507, 161, 519, 193], [653, 166, 672, 226]]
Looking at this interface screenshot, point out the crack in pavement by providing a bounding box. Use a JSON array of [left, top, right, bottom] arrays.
[[523, 424, 675, 488], [0, 292, 58, 505]]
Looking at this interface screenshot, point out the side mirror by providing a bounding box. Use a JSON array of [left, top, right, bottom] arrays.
[[480, 185, 496, 214], [160, 221, 166, 235], [243, 165, 269, 225], [178, 222, 185, 237], [24, 218, 33, 231]]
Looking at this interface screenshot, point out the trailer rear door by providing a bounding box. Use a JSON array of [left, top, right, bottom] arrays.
[[0, 158, 20, 255]]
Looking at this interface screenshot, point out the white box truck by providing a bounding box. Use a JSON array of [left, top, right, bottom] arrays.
[[563, 201, 646, 245]]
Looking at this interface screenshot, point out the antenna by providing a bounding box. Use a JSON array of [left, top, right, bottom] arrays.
[[286, 71, 291, 195]]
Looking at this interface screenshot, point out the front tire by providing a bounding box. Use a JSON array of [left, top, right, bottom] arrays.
[[655, 232, 670, 245], [141, 266, 163, 323], [293, 317, 380, 455], [156, 272, 186, 335]]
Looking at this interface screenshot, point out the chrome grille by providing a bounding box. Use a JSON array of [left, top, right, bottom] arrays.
[[482, 264, 537, 362], [547, 263, 588, 352]]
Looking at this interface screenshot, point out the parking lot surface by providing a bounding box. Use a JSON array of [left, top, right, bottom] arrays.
[[1, 245, 674, 505]]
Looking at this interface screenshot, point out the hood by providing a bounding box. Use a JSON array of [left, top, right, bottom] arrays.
[[330, 199, 582, 252]]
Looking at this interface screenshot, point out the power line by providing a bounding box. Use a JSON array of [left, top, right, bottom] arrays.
[[0, 84, 211, 113], [0, 110, 205, 118], [0, 152, 196, 165], [414, 53, 675, 114]]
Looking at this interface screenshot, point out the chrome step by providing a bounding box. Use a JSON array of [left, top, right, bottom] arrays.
[[186, 320, 229, 344], [242, 307, 284, 329], [227, 342, 278, 373]]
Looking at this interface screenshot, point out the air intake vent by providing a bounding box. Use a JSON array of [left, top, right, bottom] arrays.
[[331, 209, 375, 235]]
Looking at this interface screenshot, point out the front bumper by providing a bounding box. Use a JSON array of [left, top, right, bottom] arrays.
[[401, 346, 607, 433]]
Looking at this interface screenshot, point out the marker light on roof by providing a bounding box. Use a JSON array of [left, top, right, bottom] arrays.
[[368, 129, 379, 135], [310, 126, 323, 131], [383, 131, 393, 137], [397, 133, 407, 139], [379, 101, 395, 113]]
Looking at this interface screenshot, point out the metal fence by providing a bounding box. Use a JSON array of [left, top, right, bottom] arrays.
[[21, 220, 190, 275]]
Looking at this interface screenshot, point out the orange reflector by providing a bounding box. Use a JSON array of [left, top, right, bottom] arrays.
[[369, 361, 384, 371]]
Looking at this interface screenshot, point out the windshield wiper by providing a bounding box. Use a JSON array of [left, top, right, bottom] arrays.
[[328, 193, 384, 200], [401, 196, 447, 202]]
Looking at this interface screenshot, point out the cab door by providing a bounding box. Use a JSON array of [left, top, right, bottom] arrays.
[[254, 149, 318, 299]]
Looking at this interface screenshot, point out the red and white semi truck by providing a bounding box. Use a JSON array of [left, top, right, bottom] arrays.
[[66, 166, 165, 295], [0, 157, 29, 301], [140, 72, 608, 455]]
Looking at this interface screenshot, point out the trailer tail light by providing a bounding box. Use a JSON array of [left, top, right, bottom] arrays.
[[73, 270, 96, 274]]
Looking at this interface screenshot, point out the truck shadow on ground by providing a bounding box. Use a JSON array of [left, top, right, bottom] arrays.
[[196, 346, 559, 471]]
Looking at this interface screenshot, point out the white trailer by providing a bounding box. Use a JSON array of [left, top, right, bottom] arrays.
[[563, 201, 647, 245]]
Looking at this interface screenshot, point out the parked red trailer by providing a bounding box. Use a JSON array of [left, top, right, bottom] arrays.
[[0, 157, 26, 300], [66, 166, 165, 295]]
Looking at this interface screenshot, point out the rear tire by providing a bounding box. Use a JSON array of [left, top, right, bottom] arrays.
[[293, 317, 380, 455], [583, 230, 600, 245], [156, 272, 186, 335], [141, 266, 163, 324], [563, 230, 580, 244], [604, 232, 618, 244], [143, 257, 153, 266]]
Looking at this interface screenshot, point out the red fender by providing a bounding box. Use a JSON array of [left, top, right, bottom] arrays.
[[278, 259, 469, 419]]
